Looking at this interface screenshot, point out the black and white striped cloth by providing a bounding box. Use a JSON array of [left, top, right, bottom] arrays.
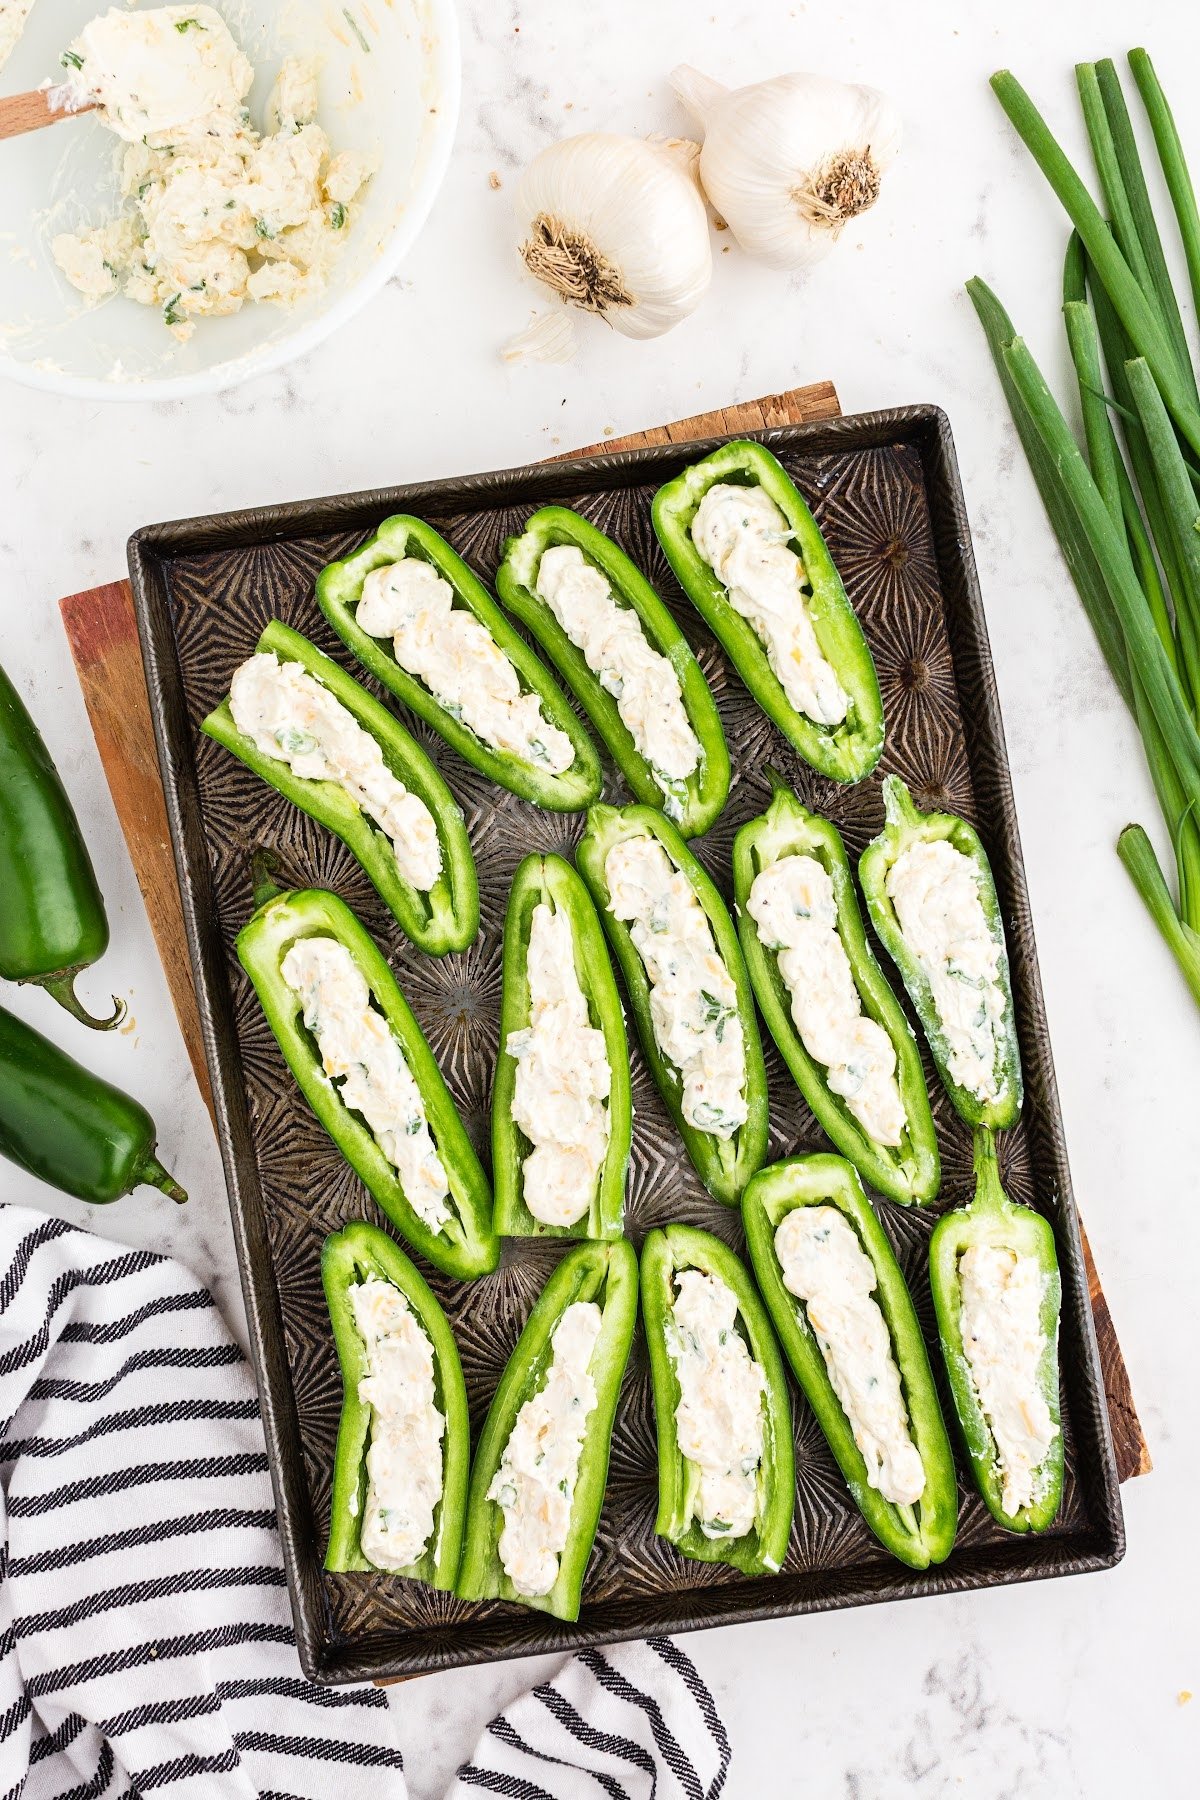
[[0, 1205, 731, 1799]]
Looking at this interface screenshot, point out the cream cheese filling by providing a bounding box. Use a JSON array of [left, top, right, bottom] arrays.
[[959, 1243, 1057, 1514], [281, 937, 450, 1233], [508, 902, 611, 1228], [229, 651, 442, 893], [349, 1275, 444, 1570], [488, 1301, 603, 1597], [604, 833, 747, 1139], [666, 1269, 766, 1541], [356, 558, 574, 774]]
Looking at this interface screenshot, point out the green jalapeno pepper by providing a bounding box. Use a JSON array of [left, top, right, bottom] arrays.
[[0, 1001, 186, 1204], [316, 516, 602, 810], [743, 1154, 958, 1569], [858, 775, 1023, 1130], [575, 803, 768, 1207], [641, 1223, 794, 1576], [929, 1129, 1063, 1534], [650, 440, 884, 785], [0, 662, 124, 1030], [202, 620, 478, 957], [493, 853, 631, 1241], [236, 876, 498, 1280], [732, 773, 940, 1205], [322, 1219, 470, 1583], [494, 506, 731, 836], [457, 1238, 638, 1621]]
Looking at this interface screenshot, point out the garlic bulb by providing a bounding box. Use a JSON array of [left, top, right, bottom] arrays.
[[671, 66, 902, 271], [514, 133, 712, 339]]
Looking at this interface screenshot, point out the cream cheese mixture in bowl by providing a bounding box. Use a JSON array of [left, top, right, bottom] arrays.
[[0, 0, 459, 398]]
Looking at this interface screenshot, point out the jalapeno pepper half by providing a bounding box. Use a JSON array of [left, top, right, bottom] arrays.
[[641, 1223, 794, 1576], [203, 620, 478, 957], [237, 878, 498, 1280], [495, 506, 731, 836], [929, 1129, 1063, 1534], [322, 1219, 470, 1583], [858, 775, 1023, 1130], [0, 661, 124, 1030], [316, 516, 602, 810], [457, 1238, 638, 1621], [575, 803, 768, 1206], [650, 440, 884, 785], [493, 854, 631, 1241], [732, 773, 940, 1205], [0, 1001, 186, 1204], [743, 1154, 958, 1569]]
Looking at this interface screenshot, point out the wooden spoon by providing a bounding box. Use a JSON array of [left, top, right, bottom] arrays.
[[0, 88, 95, 141]]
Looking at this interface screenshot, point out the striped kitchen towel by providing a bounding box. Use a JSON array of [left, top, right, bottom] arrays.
[[0, 1205, 730, 1799]]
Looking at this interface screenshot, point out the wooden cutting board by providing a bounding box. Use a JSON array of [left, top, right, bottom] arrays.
[[59, 378, 1150, 1486]]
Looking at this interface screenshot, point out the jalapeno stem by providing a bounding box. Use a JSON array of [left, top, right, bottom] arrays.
[[37, 970, 126, 1031], [138, 1154, 188, 1204], [251, 846, 286, 911]]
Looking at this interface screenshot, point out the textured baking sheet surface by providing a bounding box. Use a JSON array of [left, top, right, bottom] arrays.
[[129, 407, 1124, 1681]]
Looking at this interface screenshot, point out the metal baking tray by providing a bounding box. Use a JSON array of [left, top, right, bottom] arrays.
[[129, 405, 1124, 1683]]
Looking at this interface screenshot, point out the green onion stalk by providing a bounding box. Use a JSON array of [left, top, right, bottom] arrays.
[[970, 50, 1200, 1009]]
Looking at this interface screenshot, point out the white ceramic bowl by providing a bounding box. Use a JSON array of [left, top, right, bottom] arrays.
[[0, 0, 459, 400]]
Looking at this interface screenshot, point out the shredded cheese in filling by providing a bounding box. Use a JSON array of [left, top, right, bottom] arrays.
[[355, 558, 574, 773], [534, 543, 700, 817], [507, 902, 611, 1228], [348, 1275, 444, 1570], [604, 833, 747, 1140], [228, 652, 442, 893], [775, 1205, 925, 1506], [959, 1244, 1057, 1515], [690, 482, 850, 728], [281, 937, 451, 1233], [666, 1269, 766, 1541], [52, 9, 374, 340], [747, 853, 905, 1146], [886, 837, 1006, 1102], [488, 1301, 603, 1597]]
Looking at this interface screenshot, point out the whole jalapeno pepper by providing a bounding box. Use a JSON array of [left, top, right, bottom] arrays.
[[929, 1128, 1063, 1534], [0, 1001, 185, 1204], [641, 1223, 794, 1576], [456, 1239, 638, 1621], [203, 620, 479, 957], [576, 802, 768, 1207], [733, 771, 940, 1205], [495, 505, 730, 836], [316, 516, 602, 811], [236, 871, 498, 1281], [492, 853, 631, 1241], [323, 1219, 470, 1584], [859, 775, 1023, 1130], [650, 440, 884, 785], [743, 1153, 958, 1570], [0, 661, 124, 1029]]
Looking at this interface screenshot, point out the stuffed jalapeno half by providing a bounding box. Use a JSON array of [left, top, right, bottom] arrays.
[[859, 776, 1023, 1130], [495, 505, 730, 836], [651, 440, 883, 784], [493, 853, 631, 1241], [457, 1238, 638, 1620], [733, 774, 940, 1205], [202, 621, 478, 956], [929, 1129, 1062, 1534], [316, 516, 602, 810], [576, 803, 768, 1206], [743, 1154, 958, 1569], [641, 1224, 794, 1576], [237, 877, 498, 1281], [323, 1220, 469, 1585]]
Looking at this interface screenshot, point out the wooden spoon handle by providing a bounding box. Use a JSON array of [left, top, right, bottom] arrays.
[[0, 88, 95, 141]]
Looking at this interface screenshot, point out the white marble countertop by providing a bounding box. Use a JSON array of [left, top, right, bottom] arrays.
[[1, 0, 1197, 1792]]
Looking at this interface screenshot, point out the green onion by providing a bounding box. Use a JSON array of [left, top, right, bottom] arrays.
[[974, 52, 1200, 1009]]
